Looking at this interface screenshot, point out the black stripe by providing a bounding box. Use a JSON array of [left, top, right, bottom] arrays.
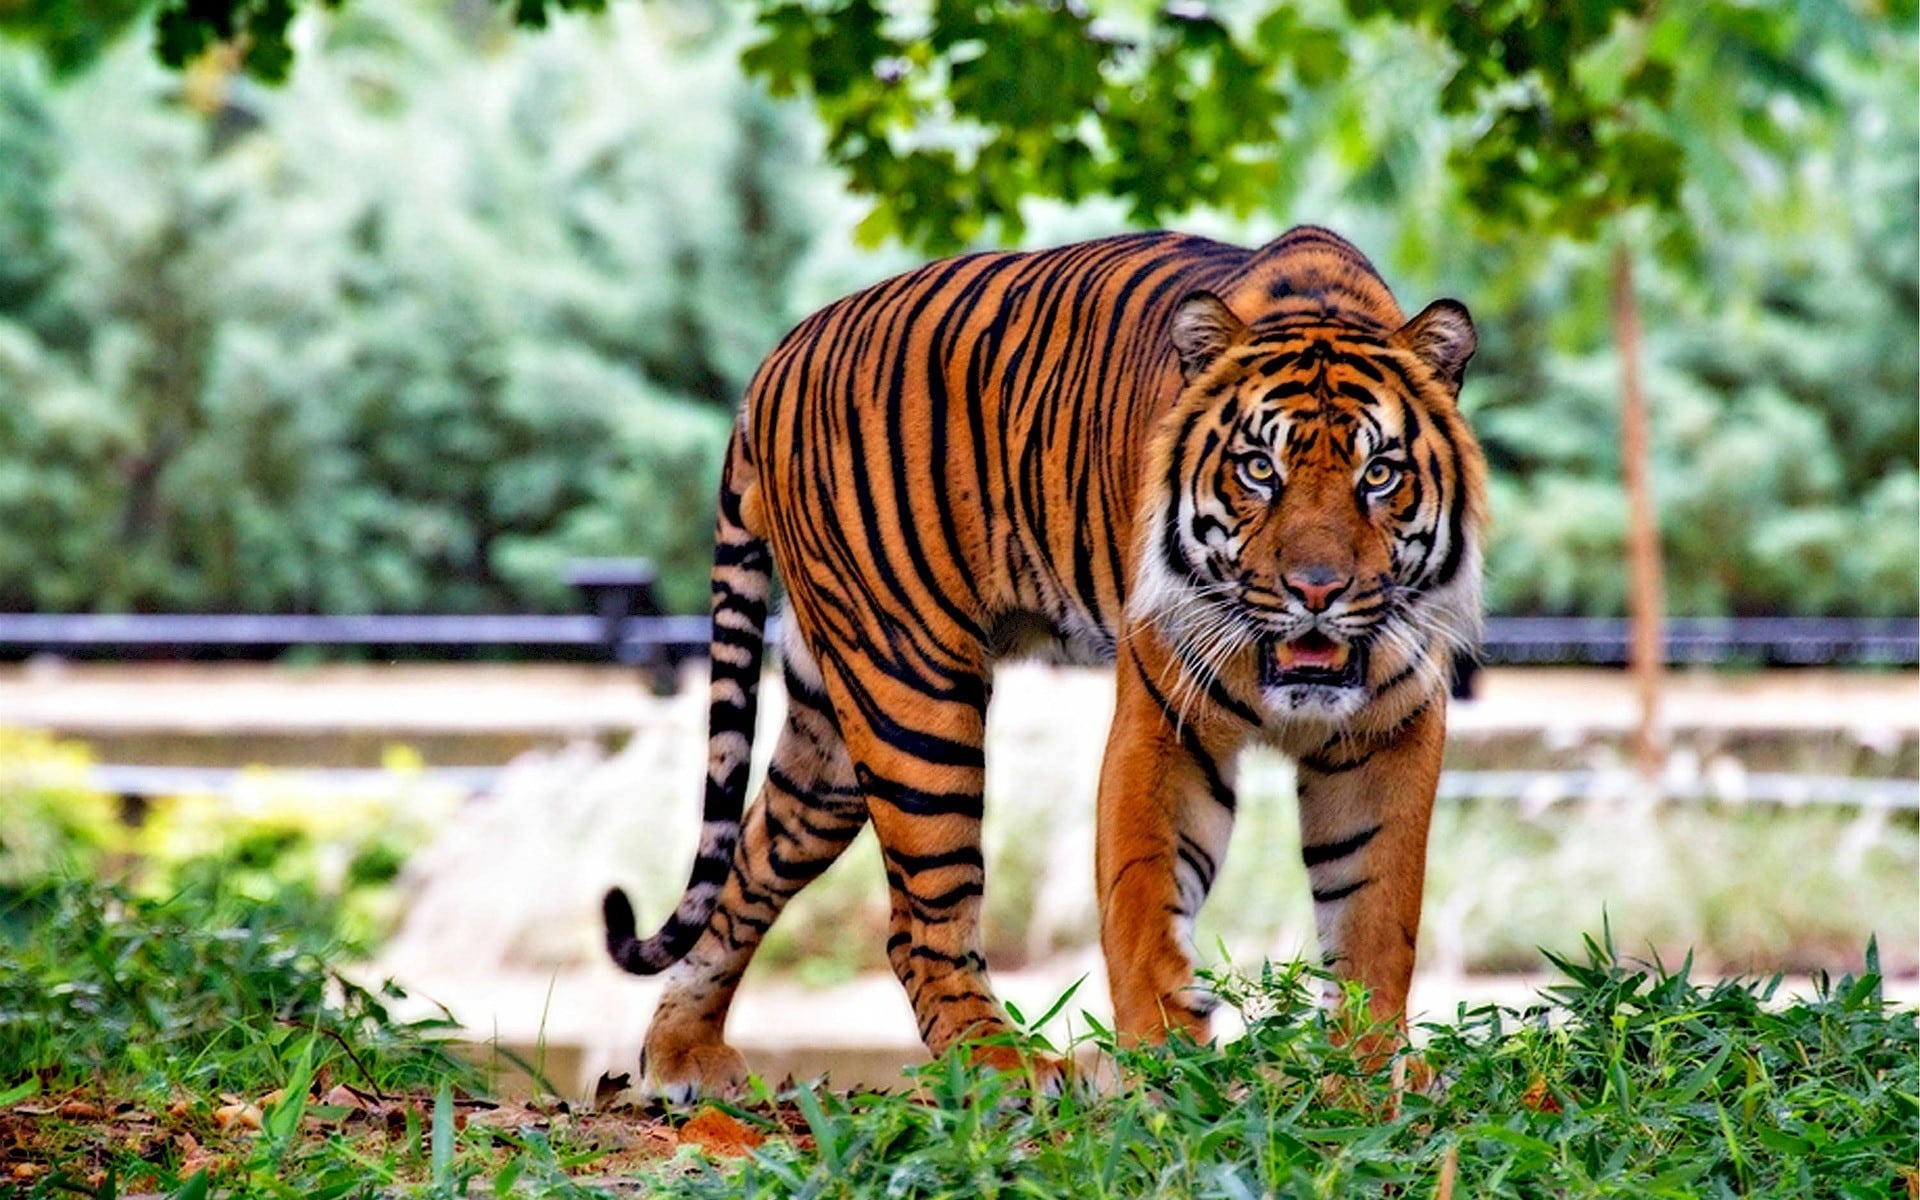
[[905, 945, 986, 972], [1301, 824, 1381, 868], [688, 851, 730, 887], [1175, 845, 1212, 897], [903, 878, 986, 911], [1130, 655, 1236, 812], [820, 644, 986, 768], [858, 767, 983, 819], [782, 662, 829, 706], [764, 764, 816, 798], [1298, 748, 1375, 775], [1312, 878, 1372, 904], [702, 759, 751, 810], [713, 540, 771, 569], [706, 701, 755, 739], [761, 810, 827, 884], [1372, 656, 1422, 698], [794, 811, 865, 841], [886, 845, 986, 875], [712, 624, 762, 653]]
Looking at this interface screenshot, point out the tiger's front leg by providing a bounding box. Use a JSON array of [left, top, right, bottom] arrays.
[[1293, 698, 1445, 1061], [1097, 633, 1254, 1044]]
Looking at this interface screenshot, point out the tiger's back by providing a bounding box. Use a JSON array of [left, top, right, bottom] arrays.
[[746, 229, 1440, 665]]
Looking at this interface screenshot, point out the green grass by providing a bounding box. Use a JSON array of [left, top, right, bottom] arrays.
[[2, 878, 1913, 1199], [0, 873, 466, 1101], [670, 943, 1915, 1199], [0, 875, 479, 1198]]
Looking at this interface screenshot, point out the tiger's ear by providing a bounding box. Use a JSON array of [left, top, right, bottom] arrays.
[[1170, 291, 1249, 381], [1395, 299, 1477, 389]]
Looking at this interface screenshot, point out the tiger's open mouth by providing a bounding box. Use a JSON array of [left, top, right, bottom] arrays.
[[1259, 630, 1366, 689]]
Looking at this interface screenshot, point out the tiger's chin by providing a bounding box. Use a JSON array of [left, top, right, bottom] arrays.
[[1257, 631, 1372, 721]]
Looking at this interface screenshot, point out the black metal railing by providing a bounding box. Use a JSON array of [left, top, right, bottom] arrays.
[[1475, 616, 1918, 668], [0, 565, 1911, 675]]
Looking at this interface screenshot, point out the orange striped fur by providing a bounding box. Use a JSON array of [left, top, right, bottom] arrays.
[[604, 226, 1488, 1098]]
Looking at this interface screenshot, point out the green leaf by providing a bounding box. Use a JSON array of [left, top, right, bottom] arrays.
[[169, 1171, 211, 1200], [431, 1082, 456, 1186], [0, 1078, 40, 1107]]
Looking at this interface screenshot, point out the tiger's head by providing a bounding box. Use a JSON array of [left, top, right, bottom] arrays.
[[1131, 285, 1488, 727]]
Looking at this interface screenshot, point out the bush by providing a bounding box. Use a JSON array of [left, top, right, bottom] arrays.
[[0, 729, 455, 953], [0, 8, 830, 616], [0, 729, 120, 889]]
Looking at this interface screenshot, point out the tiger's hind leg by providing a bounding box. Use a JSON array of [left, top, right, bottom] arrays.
[[641, 646, 867, 1101], [797, 630, 1053, 1080]]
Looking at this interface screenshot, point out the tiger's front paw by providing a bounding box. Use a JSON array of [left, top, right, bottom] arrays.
[[1112, 982, 1218, 1049], [642, 1032, 751, 1105], [1319, 1062, 1434, 1119]]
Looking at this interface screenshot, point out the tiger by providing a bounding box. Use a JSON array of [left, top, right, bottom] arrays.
[[602, 225, 1488, 1099]]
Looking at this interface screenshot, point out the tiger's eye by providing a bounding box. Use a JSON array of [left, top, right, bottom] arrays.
[[1361, 460, 1400, 491], [1239, 455, 1277, 487]]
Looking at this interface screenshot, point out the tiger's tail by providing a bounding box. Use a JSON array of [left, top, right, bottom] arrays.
[[603, 431, 769, 975]]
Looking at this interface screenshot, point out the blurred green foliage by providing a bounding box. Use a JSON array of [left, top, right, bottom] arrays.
[[0, 7, 832, 615], [0, 3, 1911, 617], [1465, 47, 1919, 616], [0, 729, 121, 887], [0, 728, 456, 951]]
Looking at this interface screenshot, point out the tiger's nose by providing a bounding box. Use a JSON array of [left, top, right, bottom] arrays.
[[1282, 567, 1351, 613]]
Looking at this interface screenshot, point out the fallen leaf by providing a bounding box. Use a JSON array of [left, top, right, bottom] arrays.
[[678, 1108, 764, 1157], [1434, 1144, 1458, 1200], [212, 1103, 263, 1132], [1520, 1076, 1562, 1115], [321, 1084, 378, 1114], [638, 1122, 679, 1154], [567, 1118, 682, 1176], [176, 1131, 220, 1178], [466, 1103, 551, 1132]]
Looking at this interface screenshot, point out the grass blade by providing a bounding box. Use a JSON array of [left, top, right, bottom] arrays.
[[168, 1171, 210, 1200], [431, 1082, 457, 1190]]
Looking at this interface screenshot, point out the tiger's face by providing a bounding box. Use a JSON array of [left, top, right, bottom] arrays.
[[1132, 291, 1487, 725]]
